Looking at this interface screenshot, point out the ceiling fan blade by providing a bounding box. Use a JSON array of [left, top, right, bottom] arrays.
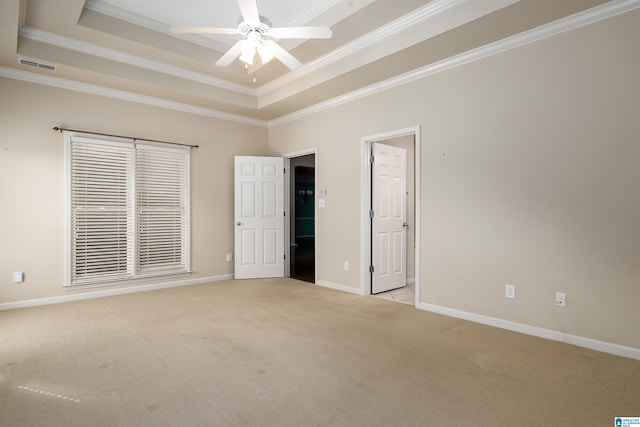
[[268, 42, 303, 70], [215, 40, 245, 67], [268, 26, 332, 39], [237, 0, 260, 27], [170, 27, 239, 34]]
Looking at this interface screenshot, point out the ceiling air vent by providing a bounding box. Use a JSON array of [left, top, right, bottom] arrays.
[[19, 58, 57, 71]]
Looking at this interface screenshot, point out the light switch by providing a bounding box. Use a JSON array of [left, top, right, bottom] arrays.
[[319, 198, 326, 208], [505, 284, 515, 299]]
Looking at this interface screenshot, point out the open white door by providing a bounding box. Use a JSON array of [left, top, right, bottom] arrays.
[[234, 156, 285, 279], [371, 143, 407, 294]]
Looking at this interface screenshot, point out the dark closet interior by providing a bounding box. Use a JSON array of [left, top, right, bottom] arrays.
[[291, 164, 315, 283]]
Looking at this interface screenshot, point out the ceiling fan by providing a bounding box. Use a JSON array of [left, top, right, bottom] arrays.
[[169, 0, 332, 70]]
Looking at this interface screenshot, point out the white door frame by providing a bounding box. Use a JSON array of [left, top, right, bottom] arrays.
[[283, 148, 318, 280], [360, 126, 421, 305]]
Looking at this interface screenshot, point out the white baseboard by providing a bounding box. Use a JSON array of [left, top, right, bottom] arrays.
[[6, 276, 635, 360], [0, 274, 233, 311], [316, 280, 365, 296], [407, 277, 416, 284], [418, 302, 640, 361]]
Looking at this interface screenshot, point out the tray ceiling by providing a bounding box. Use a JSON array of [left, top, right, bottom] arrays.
[[0, 0, 620, 123]]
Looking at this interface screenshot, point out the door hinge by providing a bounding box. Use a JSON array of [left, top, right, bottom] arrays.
[[370, 154, 375, 164], [284, 211, 286, 217], [369, 265, 374, 273], [284, 167, 286, 174], [284, 254, 286, 260], [369, 210, 375, 218]]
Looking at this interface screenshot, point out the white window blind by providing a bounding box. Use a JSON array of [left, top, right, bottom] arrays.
[[136, 145, 188, 274], [66, 133, 190, 287]]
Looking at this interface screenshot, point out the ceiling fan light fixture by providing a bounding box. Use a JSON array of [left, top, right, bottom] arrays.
[[239, 40, 256, 65], [258, 42, 275, 64]]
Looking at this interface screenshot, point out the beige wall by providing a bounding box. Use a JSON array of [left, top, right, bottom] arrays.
[[269, 9, 640, 349], [1, 8, 639, 351], [0, 78, 268, 303], [270, 117, 364, 289]]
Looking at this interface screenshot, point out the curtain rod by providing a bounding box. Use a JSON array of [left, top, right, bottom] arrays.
[[52, 127, 199, 149]]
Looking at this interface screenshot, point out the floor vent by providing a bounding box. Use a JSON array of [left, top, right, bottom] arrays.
[[19, 58, 57, 71]]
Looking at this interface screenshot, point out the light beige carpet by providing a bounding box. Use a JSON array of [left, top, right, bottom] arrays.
[[1, 278, 638, 426]]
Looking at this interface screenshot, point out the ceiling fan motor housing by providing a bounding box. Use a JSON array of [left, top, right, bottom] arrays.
[[237, 15, 272, 36]]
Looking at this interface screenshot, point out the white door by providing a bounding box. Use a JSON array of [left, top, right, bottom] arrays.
[[371, 143, 407, 294], [234, 156, 285, 279]]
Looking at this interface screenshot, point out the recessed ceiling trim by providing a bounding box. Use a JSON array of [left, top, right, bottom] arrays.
[[286, 0, 342, 26], [83, 0, 231, 53], [268, 0, 640, 127], [259, 0, 464, 96], [257, 0, 519, 101], [18, 26, 256, 96], [0, 66, 267, 128], [275, 0, 377, 53], [7, 0, 636, 128]]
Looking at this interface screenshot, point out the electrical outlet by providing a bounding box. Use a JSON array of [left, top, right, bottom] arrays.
[[505, 284, 515, 299], [555, 292, 566, 307], [343, 261, 350, 271], [226, 253, 233, 262]]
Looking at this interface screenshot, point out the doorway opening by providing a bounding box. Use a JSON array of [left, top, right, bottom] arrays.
[[361, 127, 420, 305], [288, 153, 316, 283]]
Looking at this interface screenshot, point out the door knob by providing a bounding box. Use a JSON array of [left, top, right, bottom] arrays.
[[236, 222, 242, 226], [403, 222, 409, 228]]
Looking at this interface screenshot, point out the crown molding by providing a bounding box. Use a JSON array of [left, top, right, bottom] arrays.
[[287, 0, 343, 26], [258, 0, 461, 96], [83, 0, 232, 53], [0, 66, 267, 128], [18, 26, 256, 96], [6, 0, 638, 129], [268, 0, 640, 127], [257, 0, 518, 100]]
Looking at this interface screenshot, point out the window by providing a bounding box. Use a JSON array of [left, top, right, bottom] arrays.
[[65, 132, 190, 287]]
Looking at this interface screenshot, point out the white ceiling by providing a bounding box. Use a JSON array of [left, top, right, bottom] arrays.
[[93, 0, 336, 28], [0, 0, 618, 123], [84, 0, 362, 51]]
